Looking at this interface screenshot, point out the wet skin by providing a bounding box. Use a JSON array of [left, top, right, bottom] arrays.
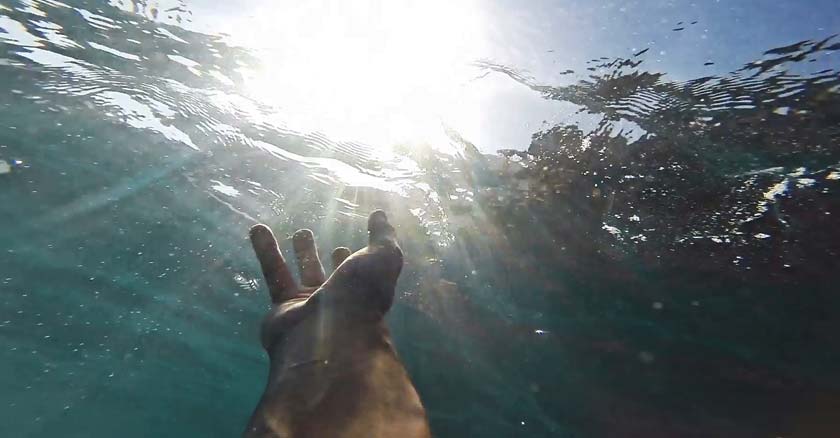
[[243, 211, 431, 438]]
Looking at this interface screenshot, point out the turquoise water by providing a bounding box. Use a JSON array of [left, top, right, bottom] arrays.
[[2, 0, 840, 437]]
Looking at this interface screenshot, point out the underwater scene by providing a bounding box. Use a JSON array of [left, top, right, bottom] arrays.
[[1, 0, 839, 436]]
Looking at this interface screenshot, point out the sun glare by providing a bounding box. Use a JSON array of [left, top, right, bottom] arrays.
[[234, 0, 487, 149]]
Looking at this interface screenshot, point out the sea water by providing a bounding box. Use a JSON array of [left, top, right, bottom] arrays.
[[2, 1, 839, 437]]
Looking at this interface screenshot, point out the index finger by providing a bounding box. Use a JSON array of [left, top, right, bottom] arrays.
[[249, 224, 298, 304]]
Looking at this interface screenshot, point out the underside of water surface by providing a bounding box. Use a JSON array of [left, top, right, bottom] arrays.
[[1, 0, 839, 437]]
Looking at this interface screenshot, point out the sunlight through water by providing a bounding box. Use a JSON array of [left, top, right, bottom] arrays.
[[234, 0, 489, 149]]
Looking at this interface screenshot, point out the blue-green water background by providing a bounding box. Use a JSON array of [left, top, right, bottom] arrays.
[[2, 1, 840, 437]]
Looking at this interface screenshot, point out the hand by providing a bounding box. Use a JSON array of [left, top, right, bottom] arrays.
[[248, 210, 403, 350], [244, 211, 429, 438]]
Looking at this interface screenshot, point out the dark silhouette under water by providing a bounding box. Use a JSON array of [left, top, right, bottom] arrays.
[[407, 35, 840, 437]]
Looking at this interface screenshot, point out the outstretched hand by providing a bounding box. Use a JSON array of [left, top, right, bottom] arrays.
[[248, 210, 403, 349], [243, 211, 430, 438]]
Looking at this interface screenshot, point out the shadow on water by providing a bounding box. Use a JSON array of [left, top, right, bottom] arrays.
[[1, 0, 839, 437]]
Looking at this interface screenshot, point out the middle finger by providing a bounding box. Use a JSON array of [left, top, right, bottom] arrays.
[[292, 229, 326, 287]]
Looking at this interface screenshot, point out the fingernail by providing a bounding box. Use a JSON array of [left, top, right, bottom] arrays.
[[249, 224, 273, 244], [292, 229, 315, 249], [368, 210, 389, 232]]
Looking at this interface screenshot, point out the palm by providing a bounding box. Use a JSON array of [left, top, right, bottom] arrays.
[[248, 210, 399, 348]]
